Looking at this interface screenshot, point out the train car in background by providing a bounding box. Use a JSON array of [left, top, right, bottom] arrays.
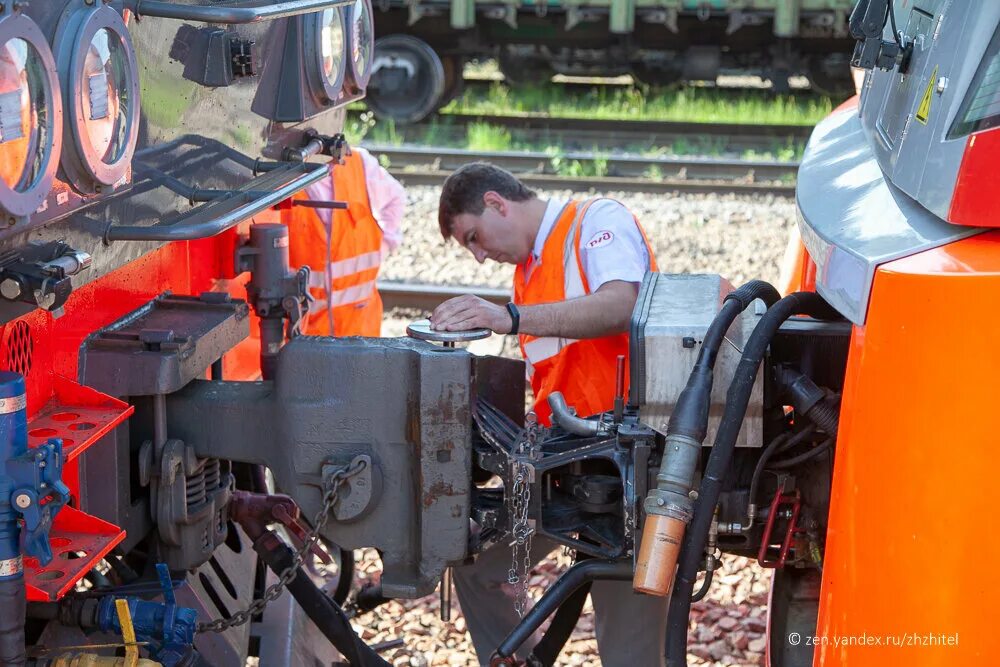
[[365, 0, 858, 123]]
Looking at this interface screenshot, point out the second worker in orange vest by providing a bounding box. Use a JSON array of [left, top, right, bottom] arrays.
[[285, 146, 405, 337]]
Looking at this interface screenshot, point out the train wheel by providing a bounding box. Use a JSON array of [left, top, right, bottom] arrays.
[[498, 47, 554, 87], [366, 34, 445, 124], [806, 55, 856, 98], [630, 62, 683, 89], [305, 537, 357, 605]]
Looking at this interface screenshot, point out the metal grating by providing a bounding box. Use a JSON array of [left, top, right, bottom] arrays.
[[1, 321, 33, 377]]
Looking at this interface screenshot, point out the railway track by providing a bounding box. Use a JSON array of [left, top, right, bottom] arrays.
[[365, 145, 798, 196], [379, 281, 509, 312]]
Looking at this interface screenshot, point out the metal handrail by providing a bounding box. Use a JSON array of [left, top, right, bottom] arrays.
[[105, 162, 327, 242], [122, 0, 352, 24]]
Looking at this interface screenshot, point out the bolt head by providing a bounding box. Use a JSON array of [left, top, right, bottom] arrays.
[[14, 494, 30, 509], [655, 497, 665, 507], [0, 278, 22, 300]]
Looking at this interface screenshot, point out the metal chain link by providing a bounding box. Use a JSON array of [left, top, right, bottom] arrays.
[[197, 459, 367, 634], [507, 413, 539, 618]]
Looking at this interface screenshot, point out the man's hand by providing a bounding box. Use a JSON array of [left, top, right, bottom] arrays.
[[430, 295, 513, 333]]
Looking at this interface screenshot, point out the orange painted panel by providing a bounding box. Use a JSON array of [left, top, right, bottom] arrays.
[[814, 231, 1000, 666]]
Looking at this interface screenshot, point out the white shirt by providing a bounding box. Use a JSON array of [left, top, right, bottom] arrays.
[[531, 198, 651, 290], [303, 147, 406, 256]]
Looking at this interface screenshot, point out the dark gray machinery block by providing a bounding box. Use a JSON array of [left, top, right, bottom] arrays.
[[165, 336, 477, 598]]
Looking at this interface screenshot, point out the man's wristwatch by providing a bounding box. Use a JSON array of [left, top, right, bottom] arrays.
[[505, 302, 520, 335]]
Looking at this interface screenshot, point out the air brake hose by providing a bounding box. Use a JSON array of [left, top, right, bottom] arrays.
[[664, 292, 839, 667], [634, 280, 780, 595], [254, 534, 390, 667]]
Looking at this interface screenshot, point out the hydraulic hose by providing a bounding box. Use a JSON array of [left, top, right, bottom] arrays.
[[768, 438, 834, 470], [255, 535, 390, 667], [634, 280, 780, 595], [494, 560, 633, 661], [665, 292, 839, 666]]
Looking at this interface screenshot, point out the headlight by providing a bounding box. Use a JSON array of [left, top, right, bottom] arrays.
[[0, 13, 62, 220], [306, 7, 347, 104], [55, 4, 139, 194], [344, 0, 373, 94]]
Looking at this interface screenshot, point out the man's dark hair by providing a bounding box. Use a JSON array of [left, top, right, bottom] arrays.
[[438, 162, 537, 239]]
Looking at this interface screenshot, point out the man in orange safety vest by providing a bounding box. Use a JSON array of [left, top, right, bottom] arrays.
[[285, 146, 405, 336], [432, 162, 665, 666]]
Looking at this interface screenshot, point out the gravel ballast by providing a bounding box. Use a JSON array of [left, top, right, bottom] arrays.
[[381, 185, 796, 290]]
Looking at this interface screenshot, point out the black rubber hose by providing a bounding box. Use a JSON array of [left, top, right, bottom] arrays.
[[256, 539, 390, 667], [690, 568, 714, 603], [768, 438, 834, 470], [806, 397, 840, 437], [528, 580, 593, 666], [0, 576, 26, 666], [494, 560, 632, 660], [665, 292, 839, 667], [748, 425, 816, 513], [668, 280, 781, 440]]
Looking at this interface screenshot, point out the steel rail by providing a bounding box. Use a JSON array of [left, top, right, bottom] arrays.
[[378, 282, 509, 312]]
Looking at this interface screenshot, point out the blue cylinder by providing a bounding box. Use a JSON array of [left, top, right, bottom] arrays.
[[0, 371, 27, 580]]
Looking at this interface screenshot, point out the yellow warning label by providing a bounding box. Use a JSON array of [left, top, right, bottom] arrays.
[[916, 65, 939, 125]]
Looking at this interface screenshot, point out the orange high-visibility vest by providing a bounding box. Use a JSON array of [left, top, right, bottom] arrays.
[[514, 198, 658, 426], [286, 150, 384, 336]]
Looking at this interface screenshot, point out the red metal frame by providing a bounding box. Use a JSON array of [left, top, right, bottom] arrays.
[[0, 219, 266, 600], [948, 127, 1000, 226], [757, 489, 801, 568]]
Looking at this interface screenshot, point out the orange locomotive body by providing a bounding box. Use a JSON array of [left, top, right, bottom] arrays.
[[772, 2, 1000, 663]]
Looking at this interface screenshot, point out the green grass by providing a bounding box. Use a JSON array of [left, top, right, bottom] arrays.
[[466, 122, 513, 152], [437, 82, 833, 126]]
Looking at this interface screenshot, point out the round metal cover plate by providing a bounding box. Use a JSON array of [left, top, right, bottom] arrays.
[[406, 319, 491, 343]]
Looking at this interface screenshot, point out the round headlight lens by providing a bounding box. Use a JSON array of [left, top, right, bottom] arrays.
[[81, 27, 132, 166], [320, 8, 345, 88], [0, 38, 52, 193], [349, 0, 373, 88]]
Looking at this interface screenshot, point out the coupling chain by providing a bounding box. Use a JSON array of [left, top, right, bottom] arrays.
[[507, 412, 539, 618], [197, 459, 366, 634]]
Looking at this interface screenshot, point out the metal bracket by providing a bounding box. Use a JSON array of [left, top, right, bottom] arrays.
[[322, 455, 379, 522], [8, 439, 72, 566]]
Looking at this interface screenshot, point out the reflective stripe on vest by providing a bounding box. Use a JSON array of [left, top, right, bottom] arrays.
[[307, 250, 382, 288], [523, 336, 580, 367], [307, 280, 376, 312]]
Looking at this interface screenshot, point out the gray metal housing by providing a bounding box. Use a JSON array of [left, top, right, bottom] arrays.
[[861, 1, 1000, 220], [630, 273, 764, 448], [164, 336, 475, 598], [796, 2, 1000, 325]]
